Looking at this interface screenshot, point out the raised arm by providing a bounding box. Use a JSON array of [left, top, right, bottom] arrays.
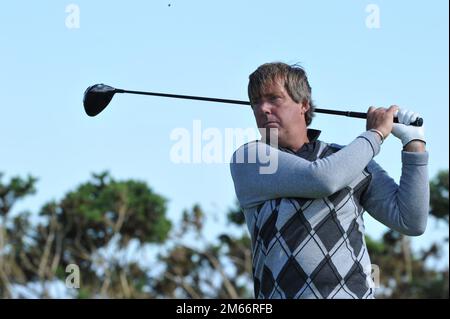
[[361, 151, 429, 236], [230, 105, 398, 209], [230, 130, 381, 209], [361, 108, 429, 235]]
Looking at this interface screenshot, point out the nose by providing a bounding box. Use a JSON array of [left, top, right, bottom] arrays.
[[256, 100, 272, 115]]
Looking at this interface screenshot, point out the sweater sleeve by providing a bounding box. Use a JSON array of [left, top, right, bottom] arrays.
[[230, 130, 381, 209], [360, 152, 430, 236]]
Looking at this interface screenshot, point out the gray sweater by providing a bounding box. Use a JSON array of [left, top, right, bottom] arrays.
[[230, 130, 429, 298]]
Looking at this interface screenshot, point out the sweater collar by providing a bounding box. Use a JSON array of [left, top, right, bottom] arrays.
[[279, 129, 321, 155]]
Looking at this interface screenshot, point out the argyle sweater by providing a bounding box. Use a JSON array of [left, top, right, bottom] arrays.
[[230, 129, 429, 299]]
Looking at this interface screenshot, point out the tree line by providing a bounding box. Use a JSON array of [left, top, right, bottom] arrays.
[[0, 170, 448, 298]]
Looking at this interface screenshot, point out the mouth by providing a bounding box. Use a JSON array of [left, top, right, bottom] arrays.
[[263, 121, 280, 128]]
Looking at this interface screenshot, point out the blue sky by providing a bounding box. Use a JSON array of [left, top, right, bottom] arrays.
[[1, 1, 448, 267]]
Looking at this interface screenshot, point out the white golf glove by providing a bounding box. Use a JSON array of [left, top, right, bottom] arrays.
[[392, 108, 426, 146]]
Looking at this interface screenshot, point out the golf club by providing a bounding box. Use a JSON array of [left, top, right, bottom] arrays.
[[83, 84, 424, 126]]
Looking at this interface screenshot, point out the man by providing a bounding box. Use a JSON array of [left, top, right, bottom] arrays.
[[230, 62, 429, 299]]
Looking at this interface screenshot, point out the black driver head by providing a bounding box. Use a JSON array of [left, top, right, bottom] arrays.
[[83, 84, 117, 117]]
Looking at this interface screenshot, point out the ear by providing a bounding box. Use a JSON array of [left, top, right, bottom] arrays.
[[301, 100, 310, 114]]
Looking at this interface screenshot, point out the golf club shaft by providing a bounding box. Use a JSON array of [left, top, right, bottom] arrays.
[[116, 89, 250, 106], [116, 89, 423, 126]]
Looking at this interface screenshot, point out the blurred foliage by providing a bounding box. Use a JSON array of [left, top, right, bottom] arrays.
[[366, 231, 448, 298], [366, 169, 449, 298], [0, 170, 448, 298], [0, 172, 172, 298], [429, 170, 449, 223]]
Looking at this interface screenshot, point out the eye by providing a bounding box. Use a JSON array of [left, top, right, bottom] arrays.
[[270, 95, 281, 102]]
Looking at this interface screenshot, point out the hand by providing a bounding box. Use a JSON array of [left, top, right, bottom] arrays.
[[392, 108, 426, 147], [366, 105, 399, 139]]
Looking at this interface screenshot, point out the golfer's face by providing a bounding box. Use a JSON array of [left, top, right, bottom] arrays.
[[252, 81, 303, 143]]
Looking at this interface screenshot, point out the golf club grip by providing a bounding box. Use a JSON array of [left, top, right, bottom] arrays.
[[315, 109, 423, 127]]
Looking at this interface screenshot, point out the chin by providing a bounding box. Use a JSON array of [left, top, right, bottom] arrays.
[[260, 130, 282, 146]]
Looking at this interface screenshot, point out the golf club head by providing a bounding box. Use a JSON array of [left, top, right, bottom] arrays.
[[83, 84, 117, 117]]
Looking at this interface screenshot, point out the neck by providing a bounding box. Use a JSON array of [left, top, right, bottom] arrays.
[[281, 129, 310, 152]]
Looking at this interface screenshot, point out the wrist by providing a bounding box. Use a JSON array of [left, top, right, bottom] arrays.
[[369, 129, 384, 144], [403, 140, 426, 152]]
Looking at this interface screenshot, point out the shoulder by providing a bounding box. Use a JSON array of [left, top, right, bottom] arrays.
[[315, 140, 344, 158], [230, 140, 259, 160], [230, 140, 282, 162], [229, 140, 263, 170], [328, 142, 344, 151]]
